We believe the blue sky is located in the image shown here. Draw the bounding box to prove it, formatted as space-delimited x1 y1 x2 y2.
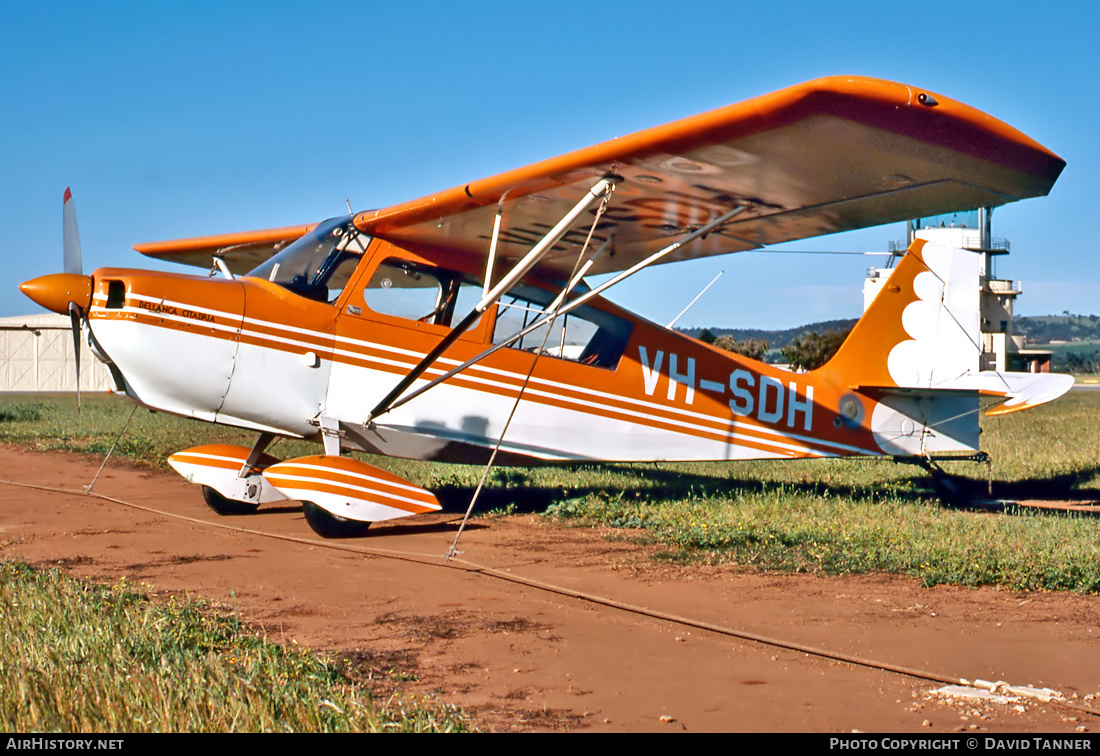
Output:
3 1 1096 329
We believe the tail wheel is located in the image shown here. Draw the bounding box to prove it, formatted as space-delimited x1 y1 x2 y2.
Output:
201 486 260 516
301 501 371 538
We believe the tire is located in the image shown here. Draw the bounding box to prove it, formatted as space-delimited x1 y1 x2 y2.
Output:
201 485 260 516
301 501 371 538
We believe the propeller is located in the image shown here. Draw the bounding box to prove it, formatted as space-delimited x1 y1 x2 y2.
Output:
63 188 83 410
19 188 93 410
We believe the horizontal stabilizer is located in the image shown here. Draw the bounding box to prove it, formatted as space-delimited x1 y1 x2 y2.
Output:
853 372 1072 455
857 373 1073 414
167 444 288 504
261 455 442 523
966 372 1075 415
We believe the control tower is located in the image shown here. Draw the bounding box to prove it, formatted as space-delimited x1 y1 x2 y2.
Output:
864 208 1052 373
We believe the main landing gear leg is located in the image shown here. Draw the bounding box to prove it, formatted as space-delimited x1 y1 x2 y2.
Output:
198 432 278 516
902 453 992 507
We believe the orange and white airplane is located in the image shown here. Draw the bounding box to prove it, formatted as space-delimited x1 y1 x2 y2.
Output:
21 76 1072 538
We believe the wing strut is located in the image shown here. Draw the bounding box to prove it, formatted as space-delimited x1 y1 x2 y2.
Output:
482 189 513 300
473 175 621 311
371 202 750 421
667 270 724 328
446 190 617 560
366 175 621 424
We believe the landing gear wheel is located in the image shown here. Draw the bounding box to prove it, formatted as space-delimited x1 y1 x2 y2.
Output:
201 486 260 516
301 501 371 538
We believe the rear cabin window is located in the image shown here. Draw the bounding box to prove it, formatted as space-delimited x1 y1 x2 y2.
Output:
362 260 632 368
492 284 632 369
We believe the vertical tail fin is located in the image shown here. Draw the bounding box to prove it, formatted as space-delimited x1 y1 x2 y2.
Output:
819 240 1072 455
823 239 983 390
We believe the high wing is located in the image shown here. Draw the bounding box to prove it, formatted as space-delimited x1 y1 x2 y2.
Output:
134 222 318 274
135 76 1064 277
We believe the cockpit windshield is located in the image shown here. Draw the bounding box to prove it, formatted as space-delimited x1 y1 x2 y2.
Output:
245 216 371 303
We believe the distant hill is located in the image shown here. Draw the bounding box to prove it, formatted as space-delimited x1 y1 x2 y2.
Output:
678 319 858 352
1014 315 1100 344
679 314 1100 369
681 315 1100 349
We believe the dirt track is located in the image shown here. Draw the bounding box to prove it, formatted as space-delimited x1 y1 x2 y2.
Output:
2 446 1098 733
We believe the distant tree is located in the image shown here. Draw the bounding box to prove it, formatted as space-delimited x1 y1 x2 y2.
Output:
697 328 717 345
713 335 769 361
1065 350 1100 374
781 328 851 371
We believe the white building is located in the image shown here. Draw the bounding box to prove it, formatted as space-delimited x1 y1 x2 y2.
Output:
0 313 115 393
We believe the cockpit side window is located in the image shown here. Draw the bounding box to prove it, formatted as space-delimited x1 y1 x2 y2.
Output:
362 257 484 328
366 261 446 322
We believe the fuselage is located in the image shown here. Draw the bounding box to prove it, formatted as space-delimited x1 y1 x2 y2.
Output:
78 234 900 466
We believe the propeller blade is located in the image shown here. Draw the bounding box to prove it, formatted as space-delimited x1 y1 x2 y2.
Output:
69 302 83 411
63 188 84 409
63 187 82 276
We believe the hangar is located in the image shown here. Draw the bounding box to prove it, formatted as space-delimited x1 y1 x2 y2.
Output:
0 313 113 393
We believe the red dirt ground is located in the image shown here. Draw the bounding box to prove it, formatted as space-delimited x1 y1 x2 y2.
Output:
2 446 1098 733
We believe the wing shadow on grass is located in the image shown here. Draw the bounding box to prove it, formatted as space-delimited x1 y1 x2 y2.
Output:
428 461 1100 518
428 464 890 513
987 467 1100 502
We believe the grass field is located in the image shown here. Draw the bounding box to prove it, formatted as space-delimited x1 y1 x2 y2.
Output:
0 561 471 733
2 390 1098 731
1 390 1099 595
